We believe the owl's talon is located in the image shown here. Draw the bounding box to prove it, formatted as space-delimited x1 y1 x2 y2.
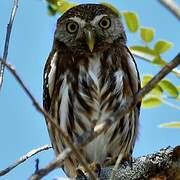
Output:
121 155 133 169
103 157 116 167
129 156 133 169
76 168 87 180
88 162 101 177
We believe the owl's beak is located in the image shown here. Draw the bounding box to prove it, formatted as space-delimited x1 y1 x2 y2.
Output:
84 29 95 52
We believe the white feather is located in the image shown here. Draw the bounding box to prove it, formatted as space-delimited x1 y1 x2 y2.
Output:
90 14 107 26
69 16 86 27
114 70 123 93
128 56 139 91
59 76 69 131
88 53 101 88
48 51 58 97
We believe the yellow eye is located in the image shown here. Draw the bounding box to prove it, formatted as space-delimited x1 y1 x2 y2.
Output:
99 17 111 29
66 22 78 33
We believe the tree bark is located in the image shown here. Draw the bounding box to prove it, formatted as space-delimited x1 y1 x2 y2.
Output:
76 146 180 180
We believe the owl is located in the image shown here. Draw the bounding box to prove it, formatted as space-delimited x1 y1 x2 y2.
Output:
43 3 141 178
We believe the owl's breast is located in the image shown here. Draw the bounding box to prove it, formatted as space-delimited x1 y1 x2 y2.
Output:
71 53 126 162
76 53 124 124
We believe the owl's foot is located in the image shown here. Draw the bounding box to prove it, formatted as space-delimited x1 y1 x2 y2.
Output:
122 155 133 168
103 154 133 168
75 168 87 180
76 162 101 179
103 157 116 167
88 161 101 177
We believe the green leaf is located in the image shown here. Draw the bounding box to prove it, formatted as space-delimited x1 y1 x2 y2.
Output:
56 1 76 13
48 5 57 15
47 0 58 4
130 46 156 56
47 0 76 14
123 12 139 32
152 56 167 66
142 96 162 108
140 27 155 43
101 3 121 17
177 87 180 101
141 74 153 86
151 86 163 96
130 45 156 58
142 75 163 96
154 40 173 54
159 122 180 128
159 79 179 98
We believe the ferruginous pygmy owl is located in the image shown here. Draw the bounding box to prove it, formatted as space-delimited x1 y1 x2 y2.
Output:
43 3 141 178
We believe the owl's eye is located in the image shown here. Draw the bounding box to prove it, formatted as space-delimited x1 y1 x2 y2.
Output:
99 17 111 29
66 22 78 33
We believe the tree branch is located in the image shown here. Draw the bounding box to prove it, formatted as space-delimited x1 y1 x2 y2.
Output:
89 146 180 179
0 145 52 176
159 0 180 20
29 54 180 179
0 0 19 90
0 58 96 180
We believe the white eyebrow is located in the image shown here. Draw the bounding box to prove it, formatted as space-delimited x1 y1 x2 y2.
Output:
69 16 86 27
90 14 107 26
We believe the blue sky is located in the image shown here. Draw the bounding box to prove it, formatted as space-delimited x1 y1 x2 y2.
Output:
0 0 179 179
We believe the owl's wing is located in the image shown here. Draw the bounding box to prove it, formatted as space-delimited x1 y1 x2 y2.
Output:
127 47 141 94
43 49 58 112
119 46 141 158
122 46 141 111
43 48 64 154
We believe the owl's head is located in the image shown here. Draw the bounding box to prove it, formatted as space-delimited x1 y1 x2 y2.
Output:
55 4 126 56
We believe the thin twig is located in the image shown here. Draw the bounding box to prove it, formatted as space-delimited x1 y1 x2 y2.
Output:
30 54 180 179
0 0 19 90
144 94 180 110
0 59 96 180
35 159 40 173
162 98 180 110
0 145 52 176
131 50 180 78
159 0 180 19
